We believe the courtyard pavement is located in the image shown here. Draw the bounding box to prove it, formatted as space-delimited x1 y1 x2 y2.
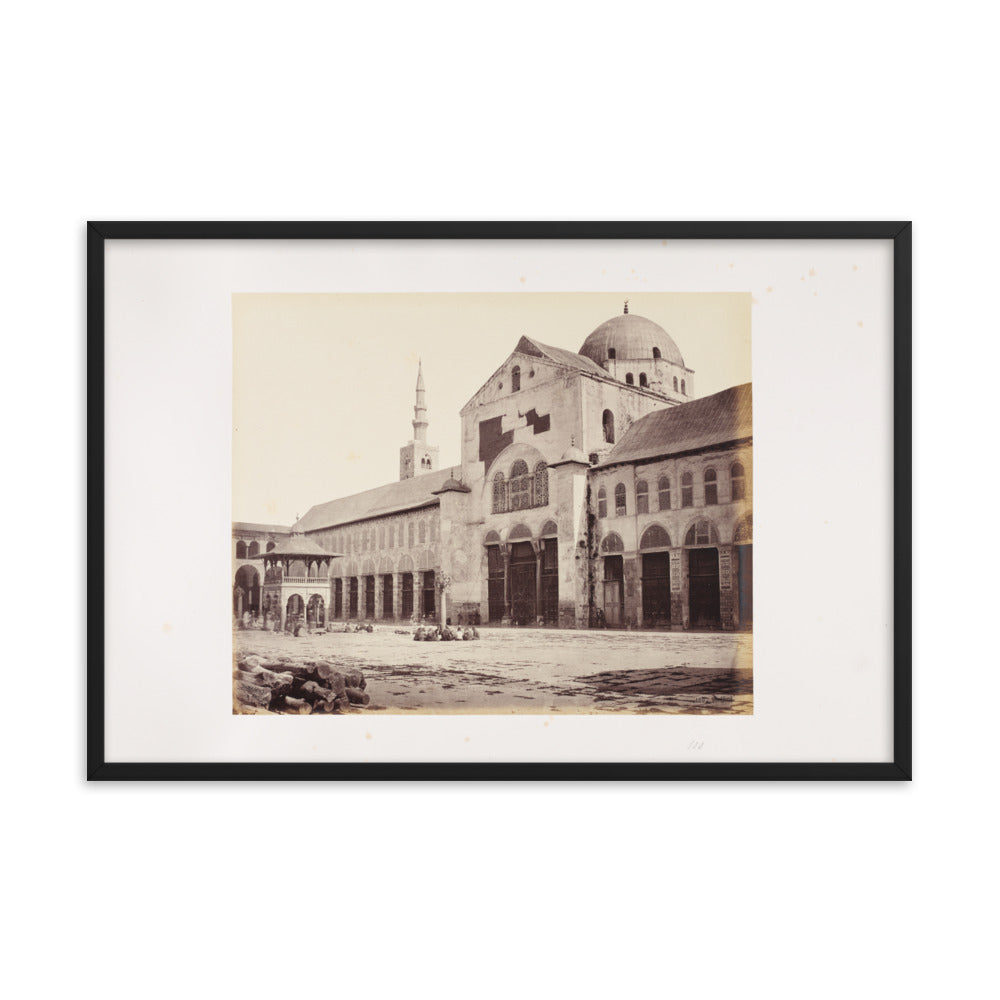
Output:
234 626 753 715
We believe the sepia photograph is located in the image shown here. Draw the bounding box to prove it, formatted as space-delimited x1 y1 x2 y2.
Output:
232 291 753 716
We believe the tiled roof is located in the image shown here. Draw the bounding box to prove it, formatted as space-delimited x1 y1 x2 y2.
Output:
232 521 292 535
294 466 460 532
265 533 338 557
600 383 752 467
515 336 609 377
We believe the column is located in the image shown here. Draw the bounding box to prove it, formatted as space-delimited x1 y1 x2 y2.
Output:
534 541 542 625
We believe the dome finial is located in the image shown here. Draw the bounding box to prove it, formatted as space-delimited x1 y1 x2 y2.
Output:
623 299 629 314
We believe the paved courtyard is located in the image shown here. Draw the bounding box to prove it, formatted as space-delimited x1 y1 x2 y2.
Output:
234 626 753 715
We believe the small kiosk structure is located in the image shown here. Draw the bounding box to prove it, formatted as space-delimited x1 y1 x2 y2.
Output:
261 532 340 631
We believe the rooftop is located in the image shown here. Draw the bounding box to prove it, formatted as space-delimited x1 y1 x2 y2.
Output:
294 465 461 532
600 383 753 467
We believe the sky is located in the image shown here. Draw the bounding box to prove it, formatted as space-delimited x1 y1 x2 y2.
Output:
233 293 751 526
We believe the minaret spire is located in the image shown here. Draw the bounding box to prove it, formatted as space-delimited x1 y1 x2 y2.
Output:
413 358 428 443
399 359 438 480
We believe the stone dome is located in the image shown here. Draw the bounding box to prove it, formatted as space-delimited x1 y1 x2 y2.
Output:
579 310 685 367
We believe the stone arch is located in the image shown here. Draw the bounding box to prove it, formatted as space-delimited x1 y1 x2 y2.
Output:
639 524 672 550
361 557 376 575
508 523 533 542
684 517 721 547
397 553 415 572
484 529 502 545
378 555 393 574
539 519 558 537
235 540 248 559
417 549 435 571
307 593 326 626
600 532 624 553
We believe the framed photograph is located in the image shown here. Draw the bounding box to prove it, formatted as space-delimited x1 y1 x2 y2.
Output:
89 222 911 780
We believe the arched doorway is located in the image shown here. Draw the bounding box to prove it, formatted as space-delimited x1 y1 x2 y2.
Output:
307 594 325 628
639 524 672 626
685 519 721 628
286 593 305 629
600 533 624 626
234 566 261 617
509 541 536 625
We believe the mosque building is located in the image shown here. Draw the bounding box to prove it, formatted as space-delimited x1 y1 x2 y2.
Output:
232 304 752 631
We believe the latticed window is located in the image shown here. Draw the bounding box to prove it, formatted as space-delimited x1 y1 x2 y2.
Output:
685 520 717 546
704 468 718 505
597 486 607 519
615 483 627 517
731 462 746 501
492 472 506 513
636 480 649 514
681 472 693 507
534 462 549 507
510 460 532 511
658 476 670 511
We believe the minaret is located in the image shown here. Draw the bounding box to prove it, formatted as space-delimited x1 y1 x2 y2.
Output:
399 360 439 480
413 359 428 444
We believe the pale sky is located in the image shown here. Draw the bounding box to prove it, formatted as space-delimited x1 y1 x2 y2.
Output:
233 293 751 525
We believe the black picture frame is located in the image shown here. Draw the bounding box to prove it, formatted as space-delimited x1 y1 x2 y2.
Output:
87 221 912 781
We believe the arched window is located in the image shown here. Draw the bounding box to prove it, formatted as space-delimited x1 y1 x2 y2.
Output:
597 486 608 519
731 462 746 501
681 379 686 395
248 540 260 557
534 462 549 507
602 409 615 443
236 540 247 559
418 521 427 544
608 348 616 360
704 468 718 505
639 372 648 388
266 541 276 552
510 460 531 511
639 524 672 549
636 480 649 514
625 372 634 385
614 483 627 517
673 376 678 391
685 520 719 546
408 522 415 547
658 476 670 510
652 347 661 359
681 472 693 507
492 471 507 513
511 366 521 392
